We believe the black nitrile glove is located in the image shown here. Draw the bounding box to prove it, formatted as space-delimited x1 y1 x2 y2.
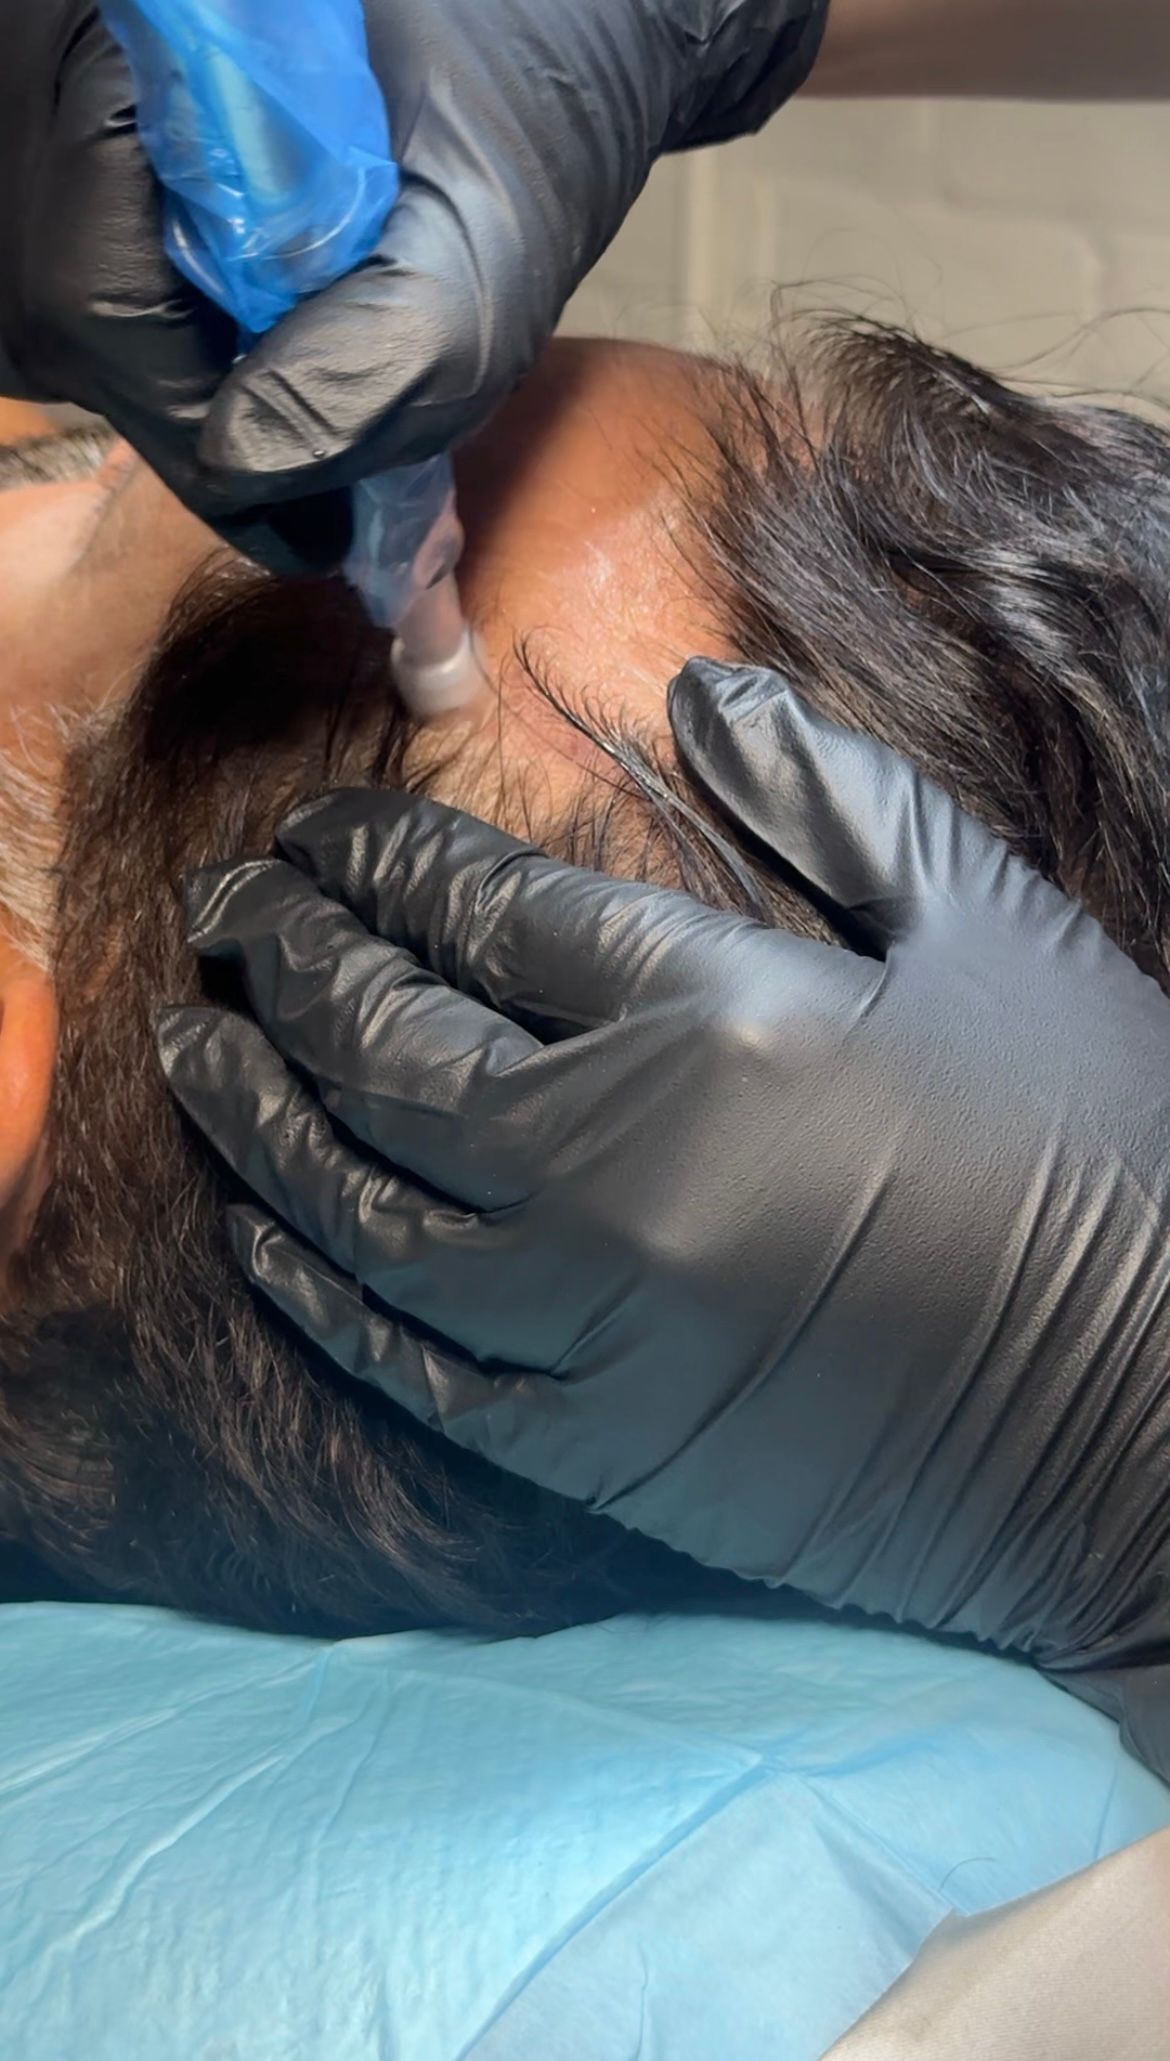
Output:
1 0 826 567
159 662 1170 1777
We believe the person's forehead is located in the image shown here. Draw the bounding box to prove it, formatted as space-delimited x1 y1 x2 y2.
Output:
0 338 724 760
0 413 225 731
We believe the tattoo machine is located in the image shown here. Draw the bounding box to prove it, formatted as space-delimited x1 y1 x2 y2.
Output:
100 0 488 719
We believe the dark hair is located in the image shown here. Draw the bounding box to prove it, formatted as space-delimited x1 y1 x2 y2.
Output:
686 319 1170 972
2 318 1170 1637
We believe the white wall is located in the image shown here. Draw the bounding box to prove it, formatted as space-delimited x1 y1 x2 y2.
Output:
563 99 1170 410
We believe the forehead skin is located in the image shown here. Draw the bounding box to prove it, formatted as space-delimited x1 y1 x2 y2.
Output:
457 339 732 724
0 341 734 816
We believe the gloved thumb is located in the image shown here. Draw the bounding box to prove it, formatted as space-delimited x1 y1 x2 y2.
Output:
669 659 1012 954
199 157 542 497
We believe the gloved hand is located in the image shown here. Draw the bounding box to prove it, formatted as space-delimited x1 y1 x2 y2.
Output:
159 661 1170 1773
1 0 826 566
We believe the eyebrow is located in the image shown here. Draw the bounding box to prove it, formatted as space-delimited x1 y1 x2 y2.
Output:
0 425 119 492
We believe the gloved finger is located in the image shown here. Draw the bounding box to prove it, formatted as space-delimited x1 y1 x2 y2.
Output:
231 1203 601 1498
198 162 534 495
26 15 234 502
158 1006 532 1341
276 789 758 1032
178 859 541 1200
669 659 1014 953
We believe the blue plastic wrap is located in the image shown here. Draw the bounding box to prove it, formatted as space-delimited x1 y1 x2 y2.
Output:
102 0 456 625
101 0 396 335
2 1598 1167 2060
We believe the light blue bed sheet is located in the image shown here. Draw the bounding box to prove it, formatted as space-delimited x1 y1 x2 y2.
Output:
2 1598 1167 2060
